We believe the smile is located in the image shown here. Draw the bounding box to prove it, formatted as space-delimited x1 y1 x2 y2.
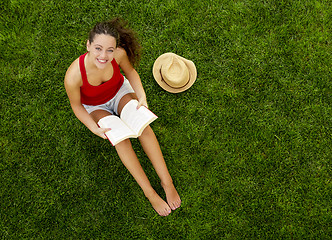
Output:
97 59 108 64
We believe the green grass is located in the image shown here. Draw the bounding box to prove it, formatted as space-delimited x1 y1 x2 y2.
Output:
1 0 331 239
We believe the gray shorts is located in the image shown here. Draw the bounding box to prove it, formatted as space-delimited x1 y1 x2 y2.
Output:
82 78 135 115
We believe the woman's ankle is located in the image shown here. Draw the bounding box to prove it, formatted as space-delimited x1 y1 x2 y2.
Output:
161 180 174 188
142 187 158 198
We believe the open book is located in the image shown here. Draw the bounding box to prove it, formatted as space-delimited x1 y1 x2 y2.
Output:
98 100 158 146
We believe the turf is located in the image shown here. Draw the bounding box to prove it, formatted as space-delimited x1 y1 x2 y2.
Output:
0 0 331 239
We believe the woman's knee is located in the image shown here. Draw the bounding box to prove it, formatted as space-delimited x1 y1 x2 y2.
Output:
118 93 137 115
90 109 112 123
139 125 155 139
115 138 132 150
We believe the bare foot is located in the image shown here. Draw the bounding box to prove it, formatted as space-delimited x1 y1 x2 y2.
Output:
162 182 181 210
145 190 171 216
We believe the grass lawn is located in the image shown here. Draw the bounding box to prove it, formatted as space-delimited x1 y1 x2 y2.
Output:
1 0 331 239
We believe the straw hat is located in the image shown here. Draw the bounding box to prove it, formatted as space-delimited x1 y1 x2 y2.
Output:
152 53 197 93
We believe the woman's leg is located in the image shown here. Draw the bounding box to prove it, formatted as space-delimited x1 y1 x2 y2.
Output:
114 139 171 216
138 126 181 210
92 96 171 216
118 94 181 210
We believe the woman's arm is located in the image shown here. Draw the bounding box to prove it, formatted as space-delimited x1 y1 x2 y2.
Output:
64 62 109 139
115 48 148 108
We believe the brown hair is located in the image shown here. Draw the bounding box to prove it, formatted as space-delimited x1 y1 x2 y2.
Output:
88 17 141 67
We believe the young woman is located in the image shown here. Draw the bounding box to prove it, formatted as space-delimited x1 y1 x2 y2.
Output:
64 18 181 216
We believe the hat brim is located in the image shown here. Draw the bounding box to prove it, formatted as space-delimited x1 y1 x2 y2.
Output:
153 53 197 93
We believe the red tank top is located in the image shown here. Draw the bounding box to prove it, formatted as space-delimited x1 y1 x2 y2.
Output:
79 52 124 105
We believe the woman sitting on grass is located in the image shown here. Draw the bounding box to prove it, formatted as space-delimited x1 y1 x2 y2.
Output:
64 18 181 216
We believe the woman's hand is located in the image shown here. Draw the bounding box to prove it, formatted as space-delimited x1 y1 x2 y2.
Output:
92 127 111 139
137 97 148 109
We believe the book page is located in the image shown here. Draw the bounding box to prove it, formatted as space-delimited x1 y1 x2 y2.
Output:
98 115 136 146
120 100 158 136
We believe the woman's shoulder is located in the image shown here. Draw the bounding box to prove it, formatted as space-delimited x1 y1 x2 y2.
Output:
64 57 82 87
114 47 128 64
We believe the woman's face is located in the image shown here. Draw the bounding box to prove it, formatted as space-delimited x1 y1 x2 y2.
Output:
87 34 117 69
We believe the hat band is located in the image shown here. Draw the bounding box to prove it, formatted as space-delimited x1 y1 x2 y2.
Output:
160 69 190 89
